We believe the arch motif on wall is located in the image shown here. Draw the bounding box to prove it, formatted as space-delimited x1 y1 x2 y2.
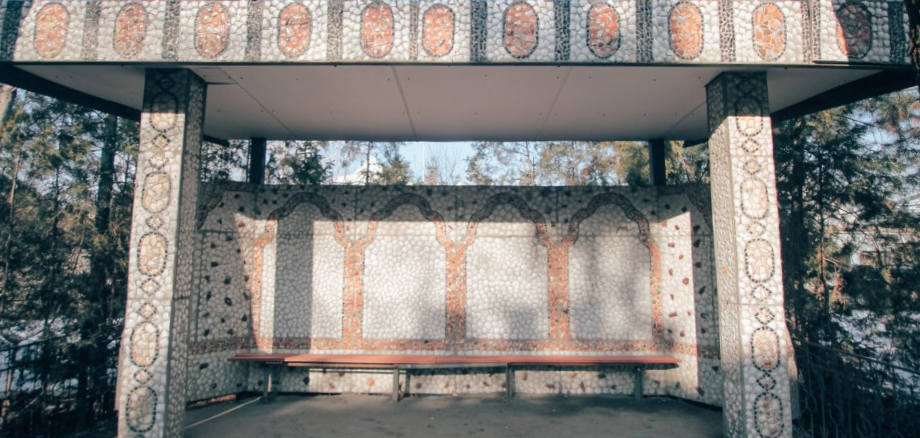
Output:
236 188 672 351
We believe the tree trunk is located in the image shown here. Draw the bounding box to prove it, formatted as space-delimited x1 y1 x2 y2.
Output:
95 115 117 238
0 85 14 125
0 88 22 319
77 115 118 429
908 0 920 99
0 84 16 435
778 120 809 336
365 142 371 185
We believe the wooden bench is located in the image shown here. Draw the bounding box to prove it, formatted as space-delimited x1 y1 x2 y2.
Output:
230 353 680 401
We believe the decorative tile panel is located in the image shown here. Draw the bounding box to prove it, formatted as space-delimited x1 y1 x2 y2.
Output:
0 0 910 65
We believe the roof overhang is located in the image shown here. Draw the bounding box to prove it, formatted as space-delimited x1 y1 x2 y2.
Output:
4 63 912 142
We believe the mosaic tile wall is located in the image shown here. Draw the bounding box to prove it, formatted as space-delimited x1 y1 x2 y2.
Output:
707 72 794 438
0 0 909 65
186 184 723 406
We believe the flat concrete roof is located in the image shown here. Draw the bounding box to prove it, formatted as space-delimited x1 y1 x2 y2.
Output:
13 63 887 142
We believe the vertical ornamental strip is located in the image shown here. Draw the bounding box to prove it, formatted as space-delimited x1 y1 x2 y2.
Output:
117 69 207 438
706 72 793 438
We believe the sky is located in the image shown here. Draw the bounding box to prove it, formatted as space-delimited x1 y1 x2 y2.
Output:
329 141 476 183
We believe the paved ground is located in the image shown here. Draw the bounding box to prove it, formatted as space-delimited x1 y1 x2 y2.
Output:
184 393 722 438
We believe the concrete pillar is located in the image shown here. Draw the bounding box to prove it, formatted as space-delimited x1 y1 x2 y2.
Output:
248 137 266 185
648 139 667 186
117 69 207 438
706 72 793 438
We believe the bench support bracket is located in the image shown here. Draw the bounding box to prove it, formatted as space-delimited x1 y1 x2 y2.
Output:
392 368 400 401
633 366 645 400
506 366 514 400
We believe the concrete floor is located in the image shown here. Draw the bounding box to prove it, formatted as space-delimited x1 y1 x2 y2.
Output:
183 394 723 438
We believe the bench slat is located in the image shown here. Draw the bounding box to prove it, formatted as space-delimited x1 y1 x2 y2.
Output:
229 353 679 367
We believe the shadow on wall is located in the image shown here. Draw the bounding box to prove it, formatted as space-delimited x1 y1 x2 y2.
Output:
187 183 721 404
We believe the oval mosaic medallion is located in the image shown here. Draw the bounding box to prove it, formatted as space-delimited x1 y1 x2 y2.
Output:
195 3 230 58
138 232 168 276
34 2 69 59
752 3 785 60
744 238 774 283
503 2 539 58
114 3 147 58
149 93 178 132
278 3 312 58
126 386 157 432
668 3 703 60
130 321 159 367
740 178 769 219
361 2 394 58
734 97 764 137
587 2 620 59
422 4 455 57
752 328 780 371
836 3 871 59
754 392 784 438
142 172 171 213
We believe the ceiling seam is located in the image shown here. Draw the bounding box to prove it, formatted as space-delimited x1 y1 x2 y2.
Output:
536 66 572 137
215 66 297 138
390 66 419 141
663 100 706 139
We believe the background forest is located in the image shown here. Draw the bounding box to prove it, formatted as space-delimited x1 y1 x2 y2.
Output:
0 82 919 437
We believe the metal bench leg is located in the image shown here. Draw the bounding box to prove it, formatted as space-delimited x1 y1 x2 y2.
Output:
506 366 514 400
262 365 273 403
404 371 411 399
392 368 400 401
633 366 644 400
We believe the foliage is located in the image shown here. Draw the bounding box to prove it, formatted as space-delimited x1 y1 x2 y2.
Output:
421 146 464 185
336 141 412 185
200 139 247 182
465 140 708 186
0 88 137 437
266 140 330 185
774 89 920 373
770 88 920 437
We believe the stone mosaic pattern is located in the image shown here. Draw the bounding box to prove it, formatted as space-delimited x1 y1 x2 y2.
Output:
487 0 556 61
733 1 805 63
260 1 327 61
814 0 908 63
0 0 909 65
116 69 206 438
570 0 637 62
706 72 793 438
186 184 722 407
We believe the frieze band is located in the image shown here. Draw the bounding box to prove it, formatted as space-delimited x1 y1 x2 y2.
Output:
2 0 909 65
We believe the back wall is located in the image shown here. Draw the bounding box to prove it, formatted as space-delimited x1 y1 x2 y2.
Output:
186 183 722 405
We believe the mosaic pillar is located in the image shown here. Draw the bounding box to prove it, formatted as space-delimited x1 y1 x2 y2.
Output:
117 69 207 438
706 72 793 438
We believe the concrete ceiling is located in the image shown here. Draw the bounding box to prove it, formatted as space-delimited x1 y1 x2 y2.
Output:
17 64 880 142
